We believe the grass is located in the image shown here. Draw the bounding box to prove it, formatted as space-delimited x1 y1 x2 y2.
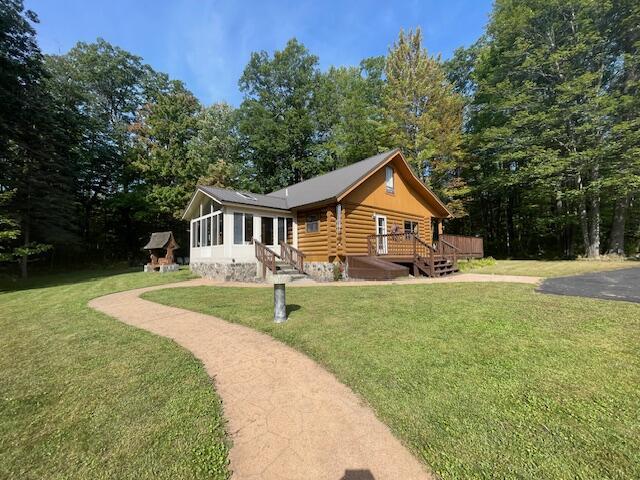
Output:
0 268 230 480
458 258 639 277
145 282 640 480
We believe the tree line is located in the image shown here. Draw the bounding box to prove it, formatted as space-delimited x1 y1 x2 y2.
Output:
1 0 638 277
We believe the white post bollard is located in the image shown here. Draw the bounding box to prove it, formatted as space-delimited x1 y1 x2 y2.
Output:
270 274 291 323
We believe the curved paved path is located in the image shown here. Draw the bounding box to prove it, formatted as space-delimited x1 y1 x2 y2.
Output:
538 267 640 303
90 279 432 480
89 274 539 479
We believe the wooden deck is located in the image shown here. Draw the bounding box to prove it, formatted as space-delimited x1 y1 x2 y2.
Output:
361 233 464 279
441 234 484 259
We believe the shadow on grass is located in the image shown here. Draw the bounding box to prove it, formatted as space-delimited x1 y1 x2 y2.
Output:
286 304 302 316
0 267 141 293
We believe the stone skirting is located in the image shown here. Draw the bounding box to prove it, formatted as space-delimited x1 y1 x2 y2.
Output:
304 262 337 282
190 261 258 283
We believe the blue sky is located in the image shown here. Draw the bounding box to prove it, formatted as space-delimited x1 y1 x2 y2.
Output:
27 0 492 106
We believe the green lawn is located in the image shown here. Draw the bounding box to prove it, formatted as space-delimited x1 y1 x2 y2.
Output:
145 283 640 480
459 259 639 277
0 269 229 480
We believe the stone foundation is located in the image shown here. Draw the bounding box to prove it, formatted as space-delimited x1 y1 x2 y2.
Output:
304 262 337 282
144 263 179 273
190 261 258 282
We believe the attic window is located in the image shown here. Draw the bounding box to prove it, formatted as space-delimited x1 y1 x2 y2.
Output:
236 192 257 201
386 166 394 193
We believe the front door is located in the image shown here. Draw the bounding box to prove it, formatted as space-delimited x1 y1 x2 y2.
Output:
375 215 387 254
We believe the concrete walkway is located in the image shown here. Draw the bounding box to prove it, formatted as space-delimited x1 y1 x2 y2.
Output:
89 273 539 479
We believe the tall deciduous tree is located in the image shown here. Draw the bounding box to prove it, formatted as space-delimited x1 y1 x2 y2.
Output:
603 0 640 255
322 57 388 166
384 28 466 216
237 39 329 191
187 102 244 189
45 39 172 261
448 0 640 258
131 81 202 218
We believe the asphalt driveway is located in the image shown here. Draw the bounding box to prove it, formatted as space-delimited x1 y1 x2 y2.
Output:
537 267 640 303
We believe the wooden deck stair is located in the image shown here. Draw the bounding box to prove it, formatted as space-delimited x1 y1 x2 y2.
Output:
358 233 461 280
414 254 459 277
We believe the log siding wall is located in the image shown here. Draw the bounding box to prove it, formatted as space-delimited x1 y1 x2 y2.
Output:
342 203 431 256
297 206 331 261
296 157 442 261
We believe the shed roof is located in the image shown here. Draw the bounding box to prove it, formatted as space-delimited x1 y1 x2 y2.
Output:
198 186 289 210
143 231 177 250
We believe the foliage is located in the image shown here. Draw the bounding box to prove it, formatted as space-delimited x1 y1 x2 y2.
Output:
0 0 76 277
237 39 331 191
456 256 496 272
449 0 640 258
131 81 202 218
384 28 467 216
322 57 388 166
2 0 639 267
147 283 640 479
0 190 20 261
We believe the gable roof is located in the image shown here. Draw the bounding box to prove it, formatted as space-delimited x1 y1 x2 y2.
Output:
143 231 178 250
184 148 452 218
267 149 399 208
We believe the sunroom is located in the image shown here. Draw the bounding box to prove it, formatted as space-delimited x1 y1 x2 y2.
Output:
185 187 296 265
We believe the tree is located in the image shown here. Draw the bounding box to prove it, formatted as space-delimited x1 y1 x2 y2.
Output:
131 81 202 219
384 28 466 216
187 102 243 188
237 39 329 191
1 0 76 276
322 57 388 166
603 0 640 255
46 40 160 245
462 0 635 258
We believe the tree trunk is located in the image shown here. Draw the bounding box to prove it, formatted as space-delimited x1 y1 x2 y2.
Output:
607 195 628 255
20 221 30 279
579 195 590 255
586 190 600 258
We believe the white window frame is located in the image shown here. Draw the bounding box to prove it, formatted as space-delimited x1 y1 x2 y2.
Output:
374 214 388 254
193 214 220 246
233 212 254 245
385 166 394 193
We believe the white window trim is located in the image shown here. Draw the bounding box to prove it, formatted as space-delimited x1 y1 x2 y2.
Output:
385 166 394 193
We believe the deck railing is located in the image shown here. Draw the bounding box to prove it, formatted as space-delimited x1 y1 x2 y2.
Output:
254 239 279 277
280 241 305 274
367 232 432 257
367 232 462 274
440 234 483 259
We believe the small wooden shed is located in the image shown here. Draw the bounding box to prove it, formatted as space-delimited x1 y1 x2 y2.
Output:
143 231 179 271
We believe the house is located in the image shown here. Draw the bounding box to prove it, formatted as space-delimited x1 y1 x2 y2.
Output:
183 148 480 281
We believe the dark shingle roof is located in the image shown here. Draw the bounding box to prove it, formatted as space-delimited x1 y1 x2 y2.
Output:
194 148 450 217
198 186 289 210
268 149 399 208
143 231 177 250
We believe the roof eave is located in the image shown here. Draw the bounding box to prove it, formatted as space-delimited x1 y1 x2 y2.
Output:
181 187 223 220
335 149 453 218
